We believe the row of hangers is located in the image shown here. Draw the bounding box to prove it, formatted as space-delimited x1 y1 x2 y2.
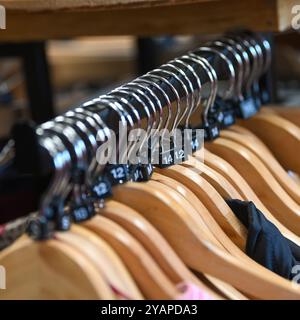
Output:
1 31 300 300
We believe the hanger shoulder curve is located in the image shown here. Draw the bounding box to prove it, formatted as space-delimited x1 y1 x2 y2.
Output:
239 113 300 174
83 215 178 299
206 138 300 236
151 171 246 256
55 228 143 300
70 224 143 299
155 165 247 250
100 200 190 283
150 173 249 300
100 199 223 299
200 149 300 246
182 157 243 199
0 236 114 299
221 128 300 204
262 106 300 128
111 182 300 299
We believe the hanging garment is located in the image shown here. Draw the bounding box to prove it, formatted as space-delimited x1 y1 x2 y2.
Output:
226 199 300 283
176 282 213 300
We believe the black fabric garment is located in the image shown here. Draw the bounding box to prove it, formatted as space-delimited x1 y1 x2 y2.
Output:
226 199 300 283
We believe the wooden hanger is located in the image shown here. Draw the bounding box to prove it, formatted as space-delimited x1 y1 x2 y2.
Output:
181 156 243 199
238 112 300 174
195 148 300 246
229 124 258 135
99 200 199 284
136 178 300 294
261 106 300 128
151 174 230 247
111 182 300 299
227 124 278 158
151 172 244 254
71 224 143 299
0 235 114 299
128 176 248 299
154 165 247 250
258 108 300 185
229 124 271 150
99 199 224 300
82 215 179 299
55 226 143 299
151 172 248 300
221 127 300 204
206 138 300 235
231 120 300 186
151 170 286 268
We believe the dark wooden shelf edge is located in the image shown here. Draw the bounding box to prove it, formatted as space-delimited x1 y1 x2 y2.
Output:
0 0 297 41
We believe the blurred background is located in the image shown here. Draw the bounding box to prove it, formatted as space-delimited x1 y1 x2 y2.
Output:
0 32 299 140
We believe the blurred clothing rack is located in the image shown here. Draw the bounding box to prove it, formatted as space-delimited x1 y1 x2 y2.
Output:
0 0 295 230
0 31 273 229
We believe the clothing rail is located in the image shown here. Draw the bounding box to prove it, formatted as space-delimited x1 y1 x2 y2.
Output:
0 31 273 239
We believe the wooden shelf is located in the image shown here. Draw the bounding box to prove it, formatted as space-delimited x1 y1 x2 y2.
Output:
0 0 298 41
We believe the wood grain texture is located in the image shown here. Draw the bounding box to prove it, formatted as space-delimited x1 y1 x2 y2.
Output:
0 1 220 11
0 0 297 41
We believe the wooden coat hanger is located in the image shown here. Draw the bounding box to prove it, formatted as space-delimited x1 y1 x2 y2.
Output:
70 225 143 299
151 172 248 300
154 165 247 250
229 124 265 138
150 175 229 247
181 156 243 199
256 109 300 185
151 170 298 277
55 226 143 299
99 199 224 300
221 127 300 204
113 178 247 300
0 235 114 299
238 112 300 175
196 148 300 246
261 106 300 129
151 172 244 254
229 124 280 155
119 178 300 300
206 138 300 235
82 215 179 299
111 182 300 299
146 177 250 299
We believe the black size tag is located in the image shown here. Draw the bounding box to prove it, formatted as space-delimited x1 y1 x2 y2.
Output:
207 98 236 129
222 110 236 127
105 164 129 185
30 198 71 237
208 102 224 125
56 214 72 231
157 143 186 168
140 164 153 181
235 96 258 119
53 200 71 231
185 128 203 153
130 163 153 182
91 175 112 199
128 164 140 182
27 216 56 240
203 123 220 141
71 200 95 223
